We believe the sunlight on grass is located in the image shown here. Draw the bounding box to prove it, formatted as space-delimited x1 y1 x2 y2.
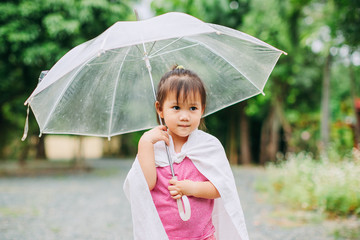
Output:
257 149 360 238
260 150 360 216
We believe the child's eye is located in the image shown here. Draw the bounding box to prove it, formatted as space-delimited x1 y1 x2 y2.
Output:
190 107 197 111
172 106 180 110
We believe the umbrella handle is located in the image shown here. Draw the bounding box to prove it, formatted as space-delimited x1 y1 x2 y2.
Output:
172 176 191 221
177 195 191 221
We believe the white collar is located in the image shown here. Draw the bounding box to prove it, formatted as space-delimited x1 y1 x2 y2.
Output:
154 129 199 167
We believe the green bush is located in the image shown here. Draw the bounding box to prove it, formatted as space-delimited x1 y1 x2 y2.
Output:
262 150 360 216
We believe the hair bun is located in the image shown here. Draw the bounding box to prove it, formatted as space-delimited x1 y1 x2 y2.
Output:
171 64 185 71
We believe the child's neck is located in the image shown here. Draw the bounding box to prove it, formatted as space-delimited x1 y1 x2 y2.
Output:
169 133 189 153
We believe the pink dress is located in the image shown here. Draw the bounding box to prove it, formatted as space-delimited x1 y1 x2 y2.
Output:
151 157 215 240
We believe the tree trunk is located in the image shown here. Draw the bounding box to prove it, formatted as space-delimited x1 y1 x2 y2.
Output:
35 136 47 160
103 135 122 157
18 142 30 167
75 136 85 169
269 109 280 162
320 53 332 155
260 105 281 164
274 98 292 152
239 102 252 165
228 111 238 165
117 135 123 156
260 109 272 165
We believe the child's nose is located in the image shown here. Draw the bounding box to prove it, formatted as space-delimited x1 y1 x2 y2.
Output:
179 111 190 121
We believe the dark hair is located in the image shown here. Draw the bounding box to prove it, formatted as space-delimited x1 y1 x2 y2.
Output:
156 65 207 124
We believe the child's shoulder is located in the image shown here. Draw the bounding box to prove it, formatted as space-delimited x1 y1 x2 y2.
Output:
191 130 227 158
193 129 222 146
195 129 215 139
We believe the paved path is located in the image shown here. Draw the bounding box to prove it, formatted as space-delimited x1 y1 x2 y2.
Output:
0 159 333 240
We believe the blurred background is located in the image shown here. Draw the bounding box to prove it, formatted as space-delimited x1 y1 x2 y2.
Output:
0 0 359 165
0 0 359 239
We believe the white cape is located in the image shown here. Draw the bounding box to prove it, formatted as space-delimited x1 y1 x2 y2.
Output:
123 129 249 240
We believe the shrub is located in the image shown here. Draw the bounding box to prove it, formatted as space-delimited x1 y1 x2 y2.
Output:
262 150 360 216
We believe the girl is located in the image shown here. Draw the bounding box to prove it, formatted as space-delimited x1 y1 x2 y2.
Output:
124 66 249 240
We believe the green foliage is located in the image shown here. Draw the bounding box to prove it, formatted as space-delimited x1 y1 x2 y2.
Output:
287 112 320 153
333 0 360 47
150 0 359 163
261 151 360 216
242 0 321 109
152 0 250 27
0 0 134 157
1 0 358 161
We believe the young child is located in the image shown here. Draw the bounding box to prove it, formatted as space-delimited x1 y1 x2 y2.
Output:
124 66 249 240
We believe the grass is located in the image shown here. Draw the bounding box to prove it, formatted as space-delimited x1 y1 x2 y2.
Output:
259 150 360 216
256 149 360 239
333 226 360 240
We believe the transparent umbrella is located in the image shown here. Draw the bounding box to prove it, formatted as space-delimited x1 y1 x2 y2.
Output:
22 12 286 221
23 12 285 140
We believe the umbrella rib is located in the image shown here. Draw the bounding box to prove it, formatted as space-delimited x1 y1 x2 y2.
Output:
148 37 183 57
191 39 265 95
148 41 157 55
134 44 143 55
87 57 142 66
40 55 99 134
107 47 131 139
149 43 200 59
40 124 157 138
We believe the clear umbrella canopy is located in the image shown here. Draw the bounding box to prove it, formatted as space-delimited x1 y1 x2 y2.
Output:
24 12 285 139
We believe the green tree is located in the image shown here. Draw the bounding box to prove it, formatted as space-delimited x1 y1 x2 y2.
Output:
0 0 134 160
300 0 360 154
245 0 360 159
333 0 360 149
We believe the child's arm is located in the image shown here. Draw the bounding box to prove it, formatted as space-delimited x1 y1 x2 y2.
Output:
168 179 220 199
138 125 169 190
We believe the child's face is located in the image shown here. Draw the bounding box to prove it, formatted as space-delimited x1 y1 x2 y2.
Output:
157 91 204 140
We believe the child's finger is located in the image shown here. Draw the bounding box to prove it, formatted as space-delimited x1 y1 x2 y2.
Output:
171 194 182 200
158 125 167 131
156 128 168 144
168 185 179 193
162 132 170 145
169 190 178 196
169 189 182 198
169 178 177 185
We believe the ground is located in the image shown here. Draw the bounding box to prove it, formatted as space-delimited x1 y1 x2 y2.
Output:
0 159 345 239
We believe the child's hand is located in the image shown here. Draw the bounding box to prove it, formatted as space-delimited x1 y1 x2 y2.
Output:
140 125 169 146
168 179 196 199
169 179 221 200
138 125 169 190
